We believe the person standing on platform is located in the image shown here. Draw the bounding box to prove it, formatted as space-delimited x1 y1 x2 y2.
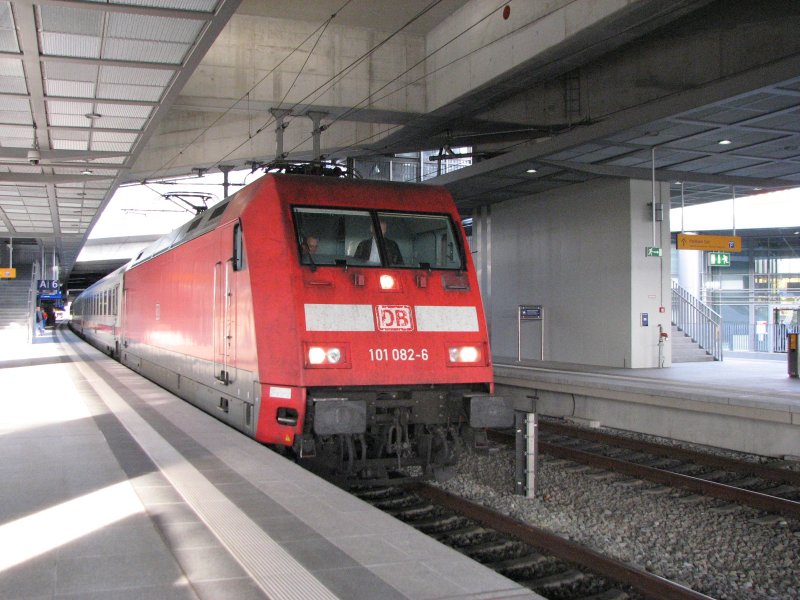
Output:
35 306 45 336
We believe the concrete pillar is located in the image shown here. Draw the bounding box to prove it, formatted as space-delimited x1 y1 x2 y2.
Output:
677 249 702 299
629 179 672 368
487 177 671 368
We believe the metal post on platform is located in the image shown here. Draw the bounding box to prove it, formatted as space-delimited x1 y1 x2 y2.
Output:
514 411 525 495
514 411 538 497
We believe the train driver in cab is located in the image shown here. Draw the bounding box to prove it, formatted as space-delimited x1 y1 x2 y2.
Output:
299 234 320 264
354 219 403 265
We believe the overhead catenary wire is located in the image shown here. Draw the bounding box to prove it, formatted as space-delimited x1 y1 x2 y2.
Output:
294 1 696 165
208 0 447 170
289 0 510 158
145 0 354 182
153 0 575 182
292 0 587 163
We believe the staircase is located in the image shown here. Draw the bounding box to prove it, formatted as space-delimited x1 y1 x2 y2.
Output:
0 264 34 340
671 281 722 362
671 325 715 362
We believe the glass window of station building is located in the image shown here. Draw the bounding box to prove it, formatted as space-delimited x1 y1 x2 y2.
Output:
353 147 472 183
672 188 800 356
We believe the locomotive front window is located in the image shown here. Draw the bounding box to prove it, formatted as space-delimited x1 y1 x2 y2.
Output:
292 207 464 270
376 212 464 270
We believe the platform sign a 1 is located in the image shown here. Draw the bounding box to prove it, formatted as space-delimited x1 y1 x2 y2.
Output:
0 267 15 278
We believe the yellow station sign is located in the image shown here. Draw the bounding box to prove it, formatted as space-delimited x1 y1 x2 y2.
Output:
0 267 16 278
677 233 742 253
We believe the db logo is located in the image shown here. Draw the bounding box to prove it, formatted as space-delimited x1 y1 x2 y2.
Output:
375 305 414 331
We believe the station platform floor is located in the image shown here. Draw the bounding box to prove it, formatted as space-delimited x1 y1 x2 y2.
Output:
492 353 800 459
0 327 538 600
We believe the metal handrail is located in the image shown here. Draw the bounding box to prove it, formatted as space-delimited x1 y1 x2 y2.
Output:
671 280 723 361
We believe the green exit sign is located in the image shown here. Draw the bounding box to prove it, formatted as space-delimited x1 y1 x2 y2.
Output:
646 246 662 257
709 252 731 267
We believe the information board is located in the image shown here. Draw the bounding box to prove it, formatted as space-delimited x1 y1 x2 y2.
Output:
519 305 543 320
677 233 741 252
37 279 59 293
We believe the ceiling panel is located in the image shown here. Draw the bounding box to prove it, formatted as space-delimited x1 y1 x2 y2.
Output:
112 0 221 11
0 0 240 281
45 79 96 97
107 13 203 42
104 38 191 63
40 32 102 58
0 1 19 52
101 65 175 86
95 103 153 118
0 57 27 93
97 84 163 102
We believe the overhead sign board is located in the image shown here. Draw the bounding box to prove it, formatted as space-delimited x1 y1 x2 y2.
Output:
677 233 741 252
709 252 731 267
0 267 15 278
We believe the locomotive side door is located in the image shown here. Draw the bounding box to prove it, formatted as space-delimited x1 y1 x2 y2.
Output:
213 225 239 385
213 260 226 383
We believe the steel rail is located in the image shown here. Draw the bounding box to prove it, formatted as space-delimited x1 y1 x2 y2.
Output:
540 441 800 520
413 483 716 600
540 421 800 486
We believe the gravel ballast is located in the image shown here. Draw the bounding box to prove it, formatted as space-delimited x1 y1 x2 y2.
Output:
435 437 800 600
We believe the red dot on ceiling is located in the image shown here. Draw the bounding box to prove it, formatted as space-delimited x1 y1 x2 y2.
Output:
502 5 510 19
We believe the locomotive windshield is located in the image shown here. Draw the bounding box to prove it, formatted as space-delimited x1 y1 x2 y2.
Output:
293 207 465 270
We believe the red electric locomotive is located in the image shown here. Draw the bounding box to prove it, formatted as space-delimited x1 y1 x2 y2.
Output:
72 173 511 477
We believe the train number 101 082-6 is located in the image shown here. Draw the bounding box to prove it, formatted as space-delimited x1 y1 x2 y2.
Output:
368 348 429 362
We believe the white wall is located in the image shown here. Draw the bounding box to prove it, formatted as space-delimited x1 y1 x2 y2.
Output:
486 177 671 368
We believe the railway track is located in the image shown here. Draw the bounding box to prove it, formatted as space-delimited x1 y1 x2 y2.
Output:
499 421 800 520
353 482 716 600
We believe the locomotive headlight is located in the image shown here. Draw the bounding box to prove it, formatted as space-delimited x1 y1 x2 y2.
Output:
326 347 342 364
308 346 327 364
448 345 482 364
305 343 349 368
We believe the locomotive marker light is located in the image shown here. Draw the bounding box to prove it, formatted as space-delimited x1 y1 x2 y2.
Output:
379 274 398 290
